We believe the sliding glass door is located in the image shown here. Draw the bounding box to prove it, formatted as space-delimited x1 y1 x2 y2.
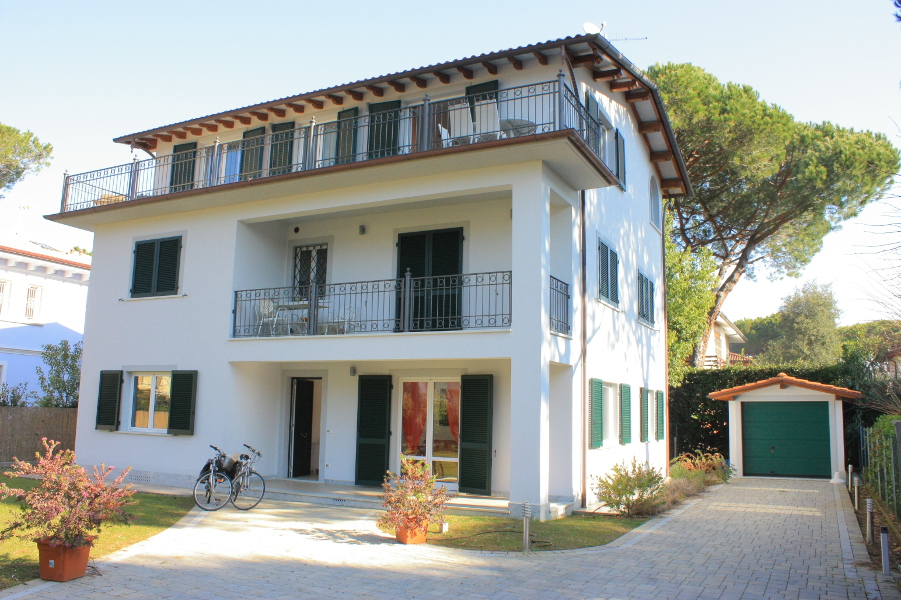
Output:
400 379 460 490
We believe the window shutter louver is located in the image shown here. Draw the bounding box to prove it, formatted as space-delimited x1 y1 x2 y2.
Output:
615 129 626 185
336 107 359 164
656 390 665 441
589 378 604 449
169 142 197 192
640 388 649 443
599 241 609 300
610 251 619 304
167 370 198 435
459 374 493 494
131 241 156 296
155 238 181 295
367 101 401 159
269 121 295 175
95 370 123 431
355 375 392 486
648 280 655 324
619 384 631 445
430 229 463 277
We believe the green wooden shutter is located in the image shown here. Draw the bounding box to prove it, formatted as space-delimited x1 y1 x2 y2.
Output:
336 108 359 164
610 250 619 304
95 370 123 431
599 241 609 300
640 388 649 443
131 241 156 297
355 375 392 486
167 370 198 435
397 232 428 278
430 229 463 276
648 280 655 324
155 237 181 296
656 390 665 441
240 127 266 179
269 121 295 175
619 384 631 445
585 93 602 155
589 378 604 449
615 129 626 184
459 374 493 494
367 101 401 159
169 142 197 192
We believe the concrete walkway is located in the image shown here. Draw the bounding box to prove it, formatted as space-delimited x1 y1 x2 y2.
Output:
2 478 898 600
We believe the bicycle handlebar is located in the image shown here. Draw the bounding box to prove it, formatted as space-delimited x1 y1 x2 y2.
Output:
210 445 225 455
243 443 261 457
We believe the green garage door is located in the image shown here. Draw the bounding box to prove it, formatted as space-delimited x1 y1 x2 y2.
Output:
742 401 831 478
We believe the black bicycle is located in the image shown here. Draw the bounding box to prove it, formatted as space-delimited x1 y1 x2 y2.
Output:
193 444 265 511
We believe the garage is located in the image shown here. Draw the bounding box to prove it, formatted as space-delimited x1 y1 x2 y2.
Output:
708 373 861 482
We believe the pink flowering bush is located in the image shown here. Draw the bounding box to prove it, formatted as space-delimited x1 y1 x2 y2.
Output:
378 455 453 532
0 438 135 547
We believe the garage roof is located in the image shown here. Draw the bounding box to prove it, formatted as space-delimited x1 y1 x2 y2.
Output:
708 373 862 401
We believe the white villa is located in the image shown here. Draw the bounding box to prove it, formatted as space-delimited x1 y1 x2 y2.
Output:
51 34 691 520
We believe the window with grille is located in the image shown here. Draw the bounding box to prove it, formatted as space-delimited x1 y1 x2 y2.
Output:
293 244 328 290
25 285 42 320
598 239 619 305
0 280 8 315
638 272 655 325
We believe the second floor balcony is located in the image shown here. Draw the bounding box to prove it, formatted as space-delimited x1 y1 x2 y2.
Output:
61 79 611 213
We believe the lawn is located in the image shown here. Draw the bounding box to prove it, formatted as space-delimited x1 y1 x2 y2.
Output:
379 513 647 551
0 476 195 590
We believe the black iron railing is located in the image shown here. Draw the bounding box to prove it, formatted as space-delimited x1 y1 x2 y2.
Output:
233 270 512 338
61 76 607 212
549 276 571 335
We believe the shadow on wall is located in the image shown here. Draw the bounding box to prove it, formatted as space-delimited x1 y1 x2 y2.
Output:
0 322 83 390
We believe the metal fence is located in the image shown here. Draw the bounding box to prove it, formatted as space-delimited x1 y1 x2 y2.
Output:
549 276 571 335
860 425 901 520
62 76 607 212
233 270 512 338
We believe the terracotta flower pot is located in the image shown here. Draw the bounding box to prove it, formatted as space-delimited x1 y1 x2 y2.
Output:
395 523 428 544
37 541 91 582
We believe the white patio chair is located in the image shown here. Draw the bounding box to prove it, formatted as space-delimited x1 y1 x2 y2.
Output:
447 102 474 145
438 124 452 148
472 99 505 142
256 298 288 336
339 306 355 334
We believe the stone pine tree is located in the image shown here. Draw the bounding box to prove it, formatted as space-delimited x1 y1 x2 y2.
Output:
0 123 52 199
647 63 901 366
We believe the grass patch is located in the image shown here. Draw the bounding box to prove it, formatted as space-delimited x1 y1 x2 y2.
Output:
0 476 194 590
378 513 647 551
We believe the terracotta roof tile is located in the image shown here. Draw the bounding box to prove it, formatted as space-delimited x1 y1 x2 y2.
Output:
707 372 861 401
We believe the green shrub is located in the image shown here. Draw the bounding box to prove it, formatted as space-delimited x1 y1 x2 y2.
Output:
593 459 664 517
671 450 735 483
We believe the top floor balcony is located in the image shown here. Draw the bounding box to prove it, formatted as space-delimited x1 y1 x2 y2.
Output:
60 78 611 213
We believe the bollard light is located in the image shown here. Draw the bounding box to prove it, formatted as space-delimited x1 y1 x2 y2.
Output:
522 501 532 553
882 526 891 576
854 476 861 512
849 464 854 492
867 499 875 545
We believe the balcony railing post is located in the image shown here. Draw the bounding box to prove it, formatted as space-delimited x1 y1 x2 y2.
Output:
305 118 317 171
60 170 69 212
420 94 431 151
403 268 413 332
308 283 319 336
555 70 566 131
127 156 140 202
209 138 221 187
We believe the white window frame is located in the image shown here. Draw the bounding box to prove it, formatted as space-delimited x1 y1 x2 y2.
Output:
128 372 172 434
603 382 618 447
24 285 42 320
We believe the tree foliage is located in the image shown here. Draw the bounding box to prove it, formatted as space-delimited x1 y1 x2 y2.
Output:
757 282 842 364
35 340 82 408
0 383 38 407
647 63 901 364
734 313 781 356
665 211 718 386
0 123 52 198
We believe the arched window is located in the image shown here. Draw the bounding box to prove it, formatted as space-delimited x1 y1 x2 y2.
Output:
648 176 662 229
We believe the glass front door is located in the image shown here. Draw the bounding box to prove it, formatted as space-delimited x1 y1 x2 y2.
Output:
401 380 460 490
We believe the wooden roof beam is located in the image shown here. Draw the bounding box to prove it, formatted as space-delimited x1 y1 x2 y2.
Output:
387 80 406 93
250 111 269 121
326 94 344 106
570 53 600 67
348 90 364 101
215 119 236 128
410 76 428 89
638 121 663 134
609 79 638 93
650 150 674 162
434 71 451 84
533 51 548 65
456 66 474 80
152 133 172 142
234 115 252 125
593 68 622 82
200 123 218 133
304 99 324 109
481 61 498 75
507 56 523 70
184 127 203 136
661 178 686 192
365 85 385 97
625 89 650 103
167 130 187 140
267 107 287 118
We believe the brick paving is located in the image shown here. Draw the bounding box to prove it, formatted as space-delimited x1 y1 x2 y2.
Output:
1 478 898 600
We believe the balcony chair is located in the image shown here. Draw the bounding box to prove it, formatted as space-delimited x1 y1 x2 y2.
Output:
472 99 506 143
256 298 288 336
447 102 474 146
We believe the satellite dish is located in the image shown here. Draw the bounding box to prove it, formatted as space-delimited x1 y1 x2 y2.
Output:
583 22 604 35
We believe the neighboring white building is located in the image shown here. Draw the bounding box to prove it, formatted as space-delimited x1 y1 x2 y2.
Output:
703 312 749 369
51 34 691 519
0 238 91 393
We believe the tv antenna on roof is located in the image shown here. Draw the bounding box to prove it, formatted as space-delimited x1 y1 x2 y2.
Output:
607 35 648 43
582 22 606 35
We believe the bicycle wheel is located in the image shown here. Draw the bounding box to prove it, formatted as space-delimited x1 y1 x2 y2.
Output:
231 471 265 510
193 472 232 511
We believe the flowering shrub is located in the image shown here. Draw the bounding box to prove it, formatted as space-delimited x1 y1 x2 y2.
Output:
671 450 735 483
378 455 453 532
0 438 135 547
593 459 664 517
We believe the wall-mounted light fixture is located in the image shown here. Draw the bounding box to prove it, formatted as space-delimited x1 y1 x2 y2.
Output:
294 227 300 234
349 366 357 376
359 225 366 235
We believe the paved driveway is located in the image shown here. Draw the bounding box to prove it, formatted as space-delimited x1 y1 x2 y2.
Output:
2 479 898 600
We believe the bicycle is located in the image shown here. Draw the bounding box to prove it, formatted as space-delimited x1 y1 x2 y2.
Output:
193 445 234 511
230 444 266 510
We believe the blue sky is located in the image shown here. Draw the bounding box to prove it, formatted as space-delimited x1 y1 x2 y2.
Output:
1 0 899 325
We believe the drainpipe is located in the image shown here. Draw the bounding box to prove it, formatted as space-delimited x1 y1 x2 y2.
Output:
580 190 589 508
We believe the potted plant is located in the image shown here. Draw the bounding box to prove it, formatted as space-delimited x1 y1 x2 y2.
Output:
378 455 453 544
0 438 135 582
